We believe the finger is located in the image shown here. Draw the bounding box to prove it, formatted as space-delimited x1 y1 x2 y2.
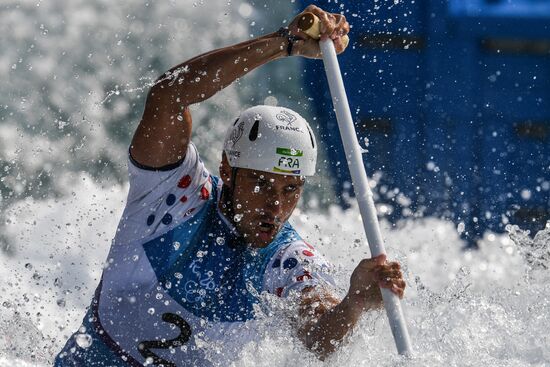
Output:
387 261 401 271
342 18 350 35
320 13 336 39
334 37 346 54
372 263 402 275
331 14 347 39
308 7 336 39
397 279 407 290
391 284 405 299
304 4 320 13
376 268 403 280
376 254 387 265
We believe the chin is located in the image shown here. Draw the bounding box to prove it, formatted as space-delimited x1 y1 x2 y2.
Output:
250 236 272 248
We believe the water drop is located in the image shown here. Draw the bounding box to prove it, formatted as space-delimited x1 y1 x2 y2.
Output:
75 333 93 349
147 308 155 315
234 214 243 222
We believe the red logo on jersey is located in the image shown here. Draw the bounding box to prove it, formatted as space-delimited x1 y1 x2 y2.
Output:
178 175 192 189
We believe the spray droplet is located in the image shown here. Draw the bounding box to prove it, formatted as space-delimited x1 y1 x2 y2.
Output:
253 186 260 193
75 333 93 349
147 308 155 315
216 237 225 245
234 214 243 222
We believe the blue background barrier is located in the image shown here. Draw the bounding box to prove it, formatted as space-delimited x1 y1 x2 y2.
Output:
300 0 550 246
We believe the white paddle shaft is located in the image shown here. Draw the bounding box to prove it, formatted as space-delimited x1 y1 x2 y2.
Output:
318 38 413 356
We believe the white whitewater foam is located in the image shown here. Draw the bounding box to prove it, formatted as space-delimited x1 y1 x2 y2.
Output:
1 174 549 366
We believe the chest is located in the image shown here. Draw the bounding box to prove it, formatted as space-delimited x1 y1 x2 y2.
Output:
142 211 272 322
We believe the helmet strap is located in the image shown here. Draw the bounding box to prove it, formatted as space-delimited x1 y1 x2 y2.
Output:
220 167 239 224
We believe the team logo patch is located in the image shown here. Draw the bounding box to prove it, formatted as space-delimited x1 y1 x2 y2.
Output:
275 110 303 133
276 110 297 126
228 120 245 146
276 147 303 157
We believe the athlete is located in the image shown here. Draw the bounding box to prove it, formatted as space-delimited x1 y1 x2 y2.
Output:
55 5 406 366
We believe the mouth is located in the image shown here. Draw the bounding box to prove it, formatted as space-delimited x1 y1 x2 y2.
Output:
256 218 280 242
258 221 276 233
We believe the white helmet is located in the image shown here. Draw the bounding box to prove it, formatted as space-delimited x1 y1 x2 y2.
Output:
223 105 317 176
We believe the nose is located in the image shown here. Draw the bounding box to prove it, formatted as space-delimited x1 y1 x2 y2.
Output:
264 190 284 218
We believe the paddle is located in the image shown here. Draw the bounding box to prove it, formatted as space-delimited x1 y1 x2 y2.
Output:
298 12 413 356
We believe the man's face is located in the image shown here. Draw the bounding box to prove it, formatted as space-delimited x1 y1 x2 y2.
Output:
228 168 305 248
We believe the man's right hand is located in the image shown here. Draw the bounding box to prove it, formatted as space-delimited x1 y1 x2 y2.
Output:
347 254 406 311
288 5 350 59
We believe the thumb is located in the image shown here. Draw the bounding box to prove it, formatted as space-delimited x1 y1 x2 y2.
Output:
374 253 387 266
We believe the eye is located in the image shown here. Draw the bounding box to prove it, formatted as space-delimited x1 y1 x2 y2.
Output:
285 185 298 193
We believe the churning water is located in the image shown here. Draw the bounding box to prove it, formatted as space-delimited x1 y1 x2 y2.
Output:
1 176 549 366
1 0 549 366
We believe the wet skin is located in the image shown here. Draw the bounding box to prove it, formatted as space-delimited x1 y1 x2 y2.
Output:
219 155 305 248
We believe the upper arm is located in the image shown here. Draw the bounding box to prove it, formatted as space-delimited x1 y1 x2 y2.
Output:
130 85 192 169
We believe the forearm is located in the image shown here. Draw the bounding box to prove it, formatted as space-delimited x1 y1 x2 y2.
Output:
302 293 373 359
150 31 288 106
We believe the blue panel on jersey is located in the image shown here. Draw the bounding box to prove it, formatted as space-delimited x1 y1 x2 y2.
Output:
142 176 302 322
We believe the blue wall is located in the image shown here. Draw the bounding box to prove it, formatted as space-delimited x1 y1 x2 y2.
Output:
300 0 550 245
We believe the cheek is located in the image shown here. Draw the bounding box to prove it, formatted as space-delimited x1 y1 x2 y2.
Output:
283 192 301 210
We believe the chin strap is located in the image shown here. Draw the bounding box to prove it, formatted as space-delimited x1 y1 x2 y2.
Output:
221 167 239 223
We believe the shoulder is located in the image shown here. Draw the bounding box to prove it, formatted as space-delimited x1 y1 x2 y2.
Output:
263 229 336 297
113 143 222 244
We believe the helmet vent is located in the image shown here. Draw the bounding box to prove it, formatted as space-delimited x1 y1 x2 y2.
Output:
233 118 239 126
307 127 315 149
249 120 260 141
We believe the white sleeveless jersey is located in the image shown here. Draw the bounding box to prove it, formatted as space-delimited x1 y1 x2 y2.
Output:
55 143 335 367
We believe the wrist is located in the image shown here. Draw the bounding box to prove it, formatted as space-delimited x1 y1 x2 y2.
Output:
243 31 290 63
344 289 377 314
341 292 368 318
276 27 298 57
